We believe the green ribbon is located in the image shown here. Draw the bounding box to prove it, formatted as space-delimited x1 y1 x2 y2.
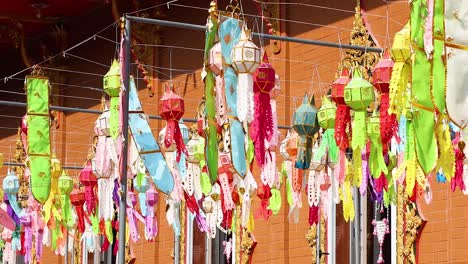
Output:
351 111 367 185
26 77 51 205
204 13 219 184
314 129 338 164
109 97 119 139
61 195 74 229
411 0 437 174
432 0 446 114
268 188 281 215
199 160 212 195
369 123 388 179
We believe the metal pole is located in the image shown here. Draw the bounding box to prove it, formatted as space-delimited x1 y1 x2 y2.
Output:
117 15 131 264
126 16 383 53
0 100 291 129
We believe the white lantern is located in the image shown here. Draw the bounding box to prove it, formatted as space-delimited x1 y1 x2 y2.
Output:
231 28 261 74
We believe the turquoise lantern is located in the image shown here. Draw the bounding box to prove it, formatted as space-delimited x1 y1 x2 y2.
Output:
292 95 319 169
3 170 22 217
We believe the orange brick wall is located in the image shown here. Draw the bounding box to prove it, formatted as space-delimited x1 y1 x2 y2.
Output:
1 1 467 263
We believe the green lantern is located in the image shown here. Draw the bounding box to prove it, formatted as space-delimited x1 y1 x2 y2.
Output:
317 96 337 129
344 69 375 111
103 60 121 138
103 59 121 97
58 170 74 228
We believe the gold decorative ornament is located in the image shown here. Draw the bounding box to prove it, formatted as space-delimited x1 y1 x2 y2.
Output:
306 224 318 263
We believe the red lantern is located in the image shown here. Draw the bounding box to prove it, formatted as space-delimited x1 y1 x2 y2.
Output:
70 188 86 233
331 68 351 150
79 161 97 214
159 83 186 161
372 51 394 93
251 53 276 166
372 51 396 146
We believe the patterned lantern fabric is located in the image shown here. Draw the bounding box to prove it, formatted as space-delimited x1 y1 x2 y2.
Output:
331 68 351 150
26 75 51 204
293 95 319 169
159 83 186 162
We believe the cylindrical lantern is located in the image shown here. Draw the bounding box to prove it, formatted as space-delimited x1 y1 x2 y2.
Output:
232 27 261 123
293 95 319 169
159 83 186 161
372 51 394 93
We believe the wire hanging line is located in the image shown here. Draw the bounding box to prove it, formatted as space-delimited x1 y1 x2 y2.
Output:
126 15 383 53
3 21 119 82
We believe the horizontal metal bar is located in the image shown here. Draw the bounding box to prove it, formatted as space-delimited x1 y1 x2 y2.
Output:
0 100 292 129
4 161 84 170
127 16 383 53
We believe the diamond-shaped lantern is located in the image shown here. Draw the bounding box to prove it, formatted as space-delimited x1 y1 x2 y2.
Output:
50 153 62 180
293 95 319 137
253 53 276 93
186 132 205 163
231 28 261 74
344 69 375 111
208 42 222 75
317 96 337 129
97 106 110 136
3 171 19 195
330 68 350 105
159 83 185 155
372 51 394 93
58 171 74 195
70 189 85 207
103 59 121 97
390 24 411 63
79 161 97 188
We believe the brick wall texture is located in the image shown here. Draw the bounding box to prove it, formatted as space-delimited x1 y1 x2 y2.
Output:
1 0 465 263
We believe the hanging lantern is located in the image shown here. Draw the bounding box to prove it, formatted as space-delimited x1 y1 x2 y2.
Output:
251 53 276 166
345 69 375 187
367 113 388 179
79 161 97 214
3 170 22 217
70 189 86 233
317 96 337 129
344 69 375 111
293 95 319 169
279 129 299 160
331 68 351 150
58 171 74 227
186 133 205 163
50 153 62 180
373 52 396 145
208 42 223 75
159 83 186 161
232 26 261 123
372 51 394 93
103 59 121 139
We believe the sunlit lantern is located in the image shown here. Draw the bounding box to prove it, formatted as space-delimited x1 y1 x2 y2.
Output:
344 69 375 111
231 28 261 74
372 51 394 93
208 42 223 75
293 95 319 169
103 59 121 97
317 96 337 129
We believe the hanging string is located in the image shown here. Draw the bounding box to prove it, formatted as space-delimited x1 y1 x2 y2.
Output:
126 0 179 15
63 52 108 68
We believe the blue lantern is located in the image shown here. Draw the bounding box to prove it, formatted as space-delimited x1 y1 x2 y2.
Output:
292 95 319 169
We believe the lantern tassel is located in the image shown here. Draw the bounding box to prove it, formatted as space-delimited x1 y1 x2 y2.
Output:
335 105 351 150
295 136 313 170
237 73 254 123
252 91 274 167
109 97 120 139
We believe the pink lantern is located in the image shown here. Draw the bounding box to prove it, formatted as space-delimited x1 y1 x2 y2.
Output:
372 51 394 93
159 83 186 161
331 68 351 150
208 42 223 75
